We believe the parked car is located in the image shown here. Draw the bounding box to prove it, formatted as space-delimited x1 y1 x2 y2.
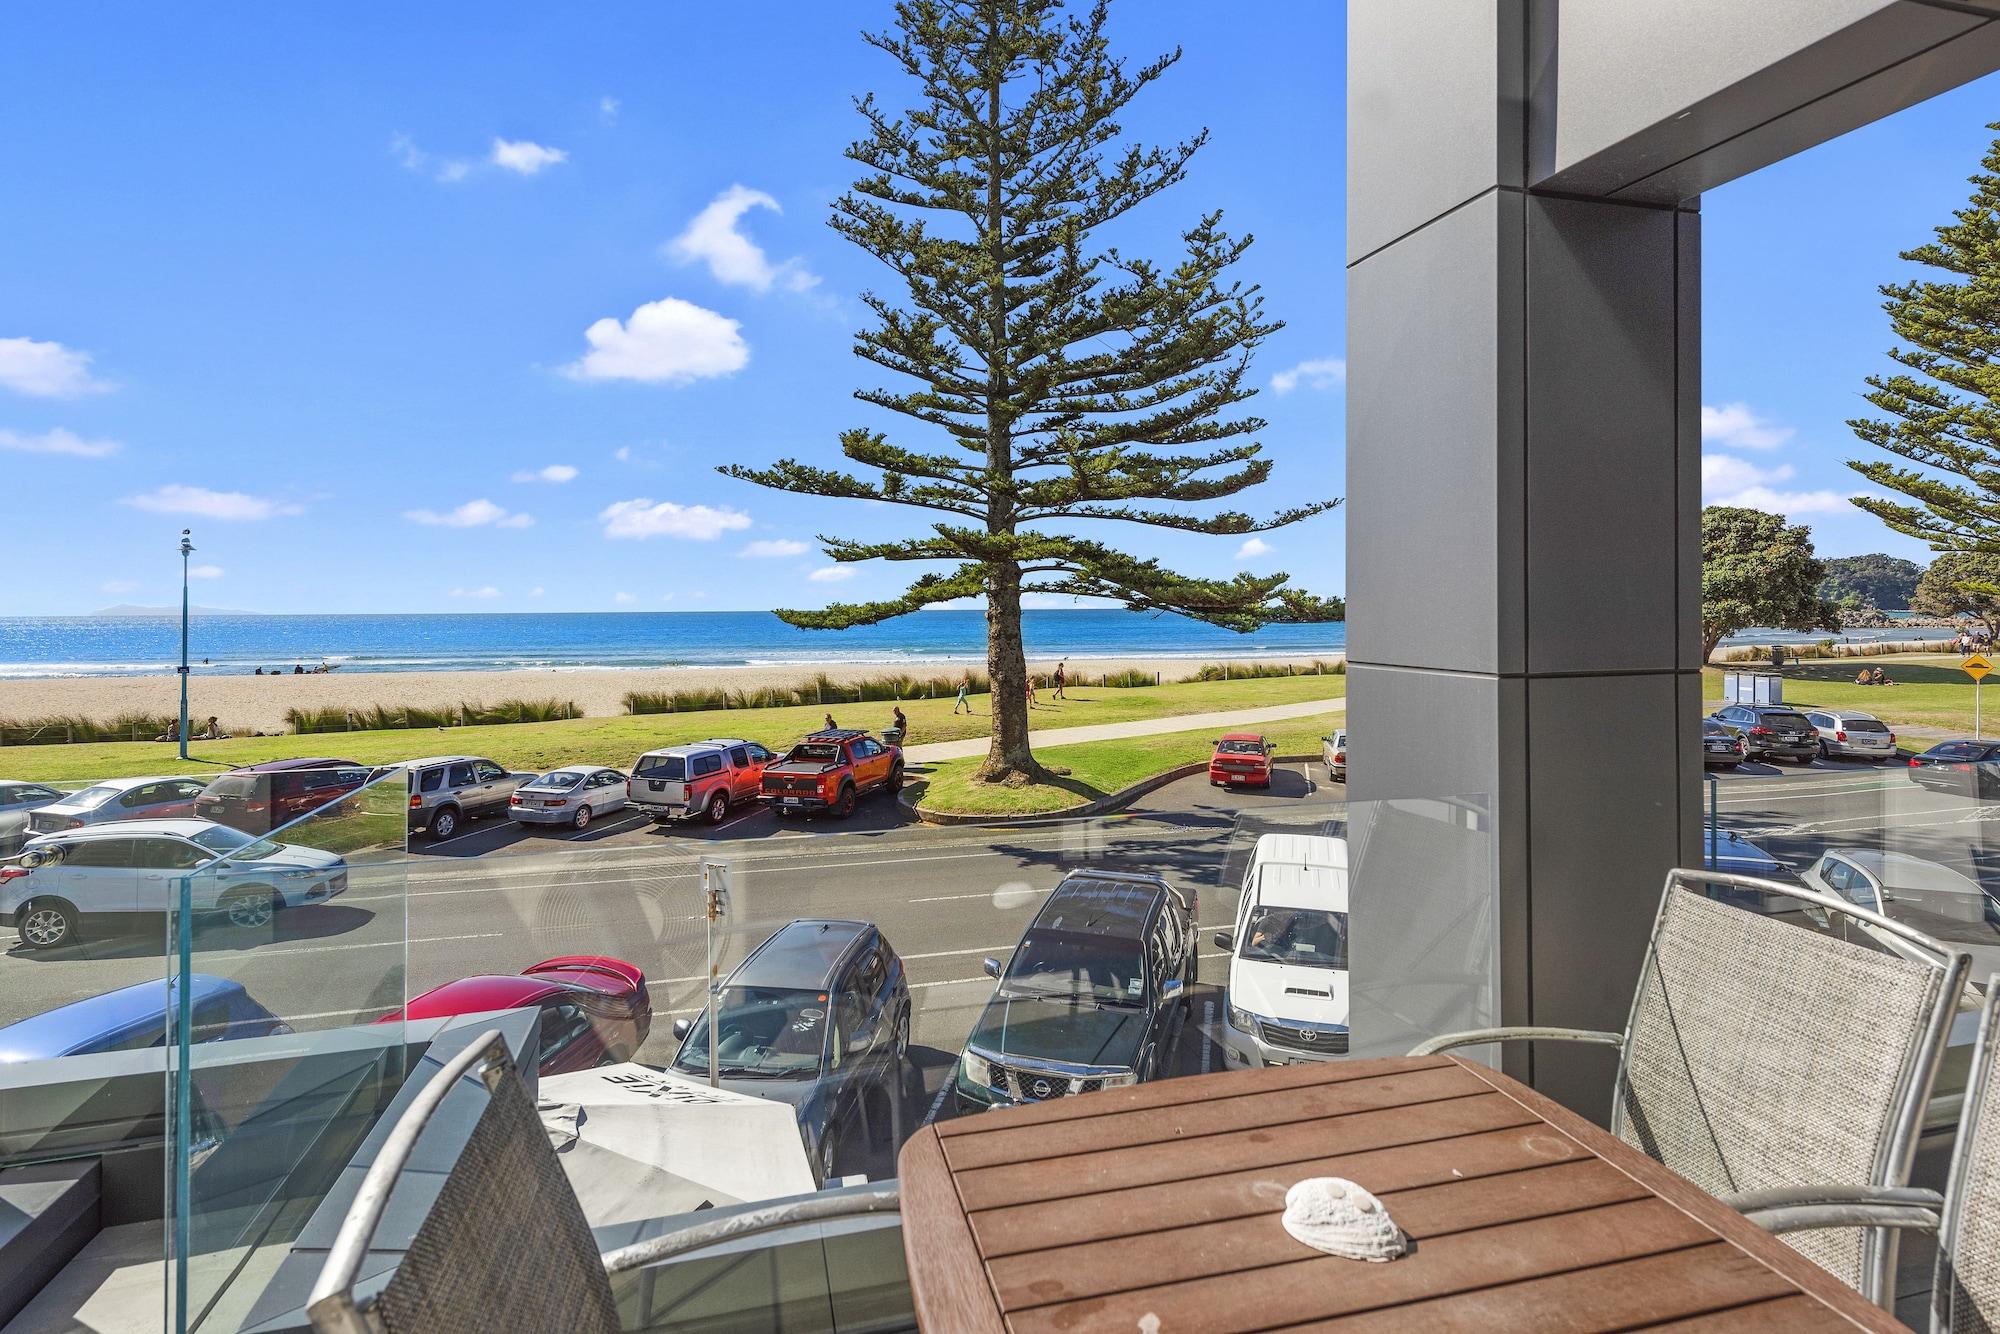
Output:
955 869 1196 1114
1699 828 1802 914
1707 704 1818 765
1701 718 1745 769
1800 849 2000 983
1 819 348 950
629 739 774 825
1802 708 1897 763
0 975 289 1063
508 765 631 831
1209 732 1274 788
668 920 910 1185
1907 739 2000 799
0 781 66 856
27 775 210 835
1215 834 1350 1070
389 956 653 1076
400 755 535 840
759 729 902 819
1322 729 1347 783
194 757 368 833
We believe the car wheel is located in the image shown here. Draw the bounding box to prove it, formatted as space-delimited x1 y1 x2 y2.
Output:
221 889 277 930
429 806 460 840
571 805 592 831
706 791 729 824
894 1007 910 1061
818 1124 840 1184
1819 741 1831 760
17 898 78 950
832 784 857 819
886 764 904 794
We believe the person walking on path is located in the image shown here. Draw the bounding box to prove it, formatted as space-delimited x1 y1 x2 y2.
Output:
1052 660 1067 700
953 673 972 714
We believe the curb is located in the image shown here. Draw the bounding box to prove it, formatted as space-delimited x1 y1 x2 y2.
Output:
900 751 1322 827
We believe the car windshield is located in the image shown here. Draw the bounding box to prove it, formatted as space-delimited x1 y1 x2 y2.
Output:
633 754 685 780
673 986 827 1078
1240 906 1350 969
789 743 841 763
1002 928 1145 1005
66 785 120 808
188 825 280 860
202 774 259 797
1884 888 2000 948
1845 718 1890 733
530 770 586 790
1764 713 1812 729
1217 739 1264 755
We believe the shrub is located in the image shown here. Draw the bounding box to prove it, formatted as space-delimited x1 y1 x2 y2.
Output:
624 670 993 714
1185 659 1344 682
0 712 180 746
286 698 578 733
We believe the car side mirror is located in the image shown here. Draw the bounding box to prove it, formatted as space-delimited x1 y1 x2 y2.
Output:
981 956 1001 980
671 1017 692 1040
1159 978 1184 1001
1213 930 1234 951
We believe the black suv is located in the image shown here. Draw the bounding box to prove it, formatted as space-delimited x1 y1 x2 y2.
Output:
1708 703 1818 765
954 870 1196 1113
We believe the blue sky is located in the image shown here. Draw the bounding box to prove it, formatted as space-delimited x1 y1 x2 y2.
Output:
0 4 1989 616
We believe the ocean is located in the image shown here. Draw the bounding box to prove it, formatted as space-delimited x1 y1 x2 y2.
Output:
0 609 1350 680
0 609 1962 680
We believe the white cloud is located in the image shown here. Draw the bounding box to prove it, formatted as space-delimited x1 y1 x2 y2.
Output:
1235 536 1273 560
599 498 752 541
1701 401 1793 451
100 580 139 594
1271 356 1345 394
528 586 545 597
613 591 637 604
512 464 578 484
599 95 620 124
390 132 472 184
403 498 533 529
491 138 567 176
450 586 502 599
560 297 748 384
0 427 120 458
122 484 304 521
1702 454 1865 516
436 159 473 184
0 337 111 398
807 565 855 583
187 564 224 579
613 446 632 462
742 538 810 558
667 185 819 294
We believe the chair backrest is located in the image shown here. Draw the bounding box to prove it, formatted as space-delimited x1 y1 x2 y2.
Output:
1938 978 2000 1334
1616 872 1967 1306
308 1030 619 1334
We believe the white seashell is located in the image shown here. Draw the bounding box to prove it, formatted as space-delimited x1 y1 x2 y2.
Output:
1280 1177 1408 1262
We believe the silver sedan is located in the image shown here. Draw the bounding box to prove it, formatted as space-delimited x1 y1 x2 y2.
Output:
505 766 630 831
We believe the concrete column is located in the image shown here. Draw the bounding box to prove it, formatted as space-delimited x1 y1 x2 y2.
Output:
1344 0 2000 1115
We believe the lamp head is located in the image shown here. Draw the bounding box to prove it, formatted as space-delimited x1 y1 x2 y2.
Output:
179 529 194 556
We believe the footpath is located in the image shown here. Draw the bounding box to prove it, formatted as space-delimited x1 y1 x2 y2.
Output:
902 697 1346 764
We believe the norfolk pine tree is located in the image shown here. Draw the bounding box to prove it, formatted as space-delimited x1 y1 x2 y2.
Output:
1849 125 2000 551
722 0 1341 783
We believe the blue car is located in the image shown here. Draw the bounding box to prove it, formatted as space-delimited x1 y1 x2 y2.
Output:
0 975 289 1062
1701 829 1803 915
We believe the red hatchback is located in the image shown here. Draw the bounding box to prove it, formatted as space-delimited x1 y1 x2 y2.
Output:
1209 733 1275 788
384 955 653 1075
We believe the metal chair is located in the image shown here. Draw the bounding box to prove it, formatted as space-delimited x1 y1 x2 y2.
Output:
1411 869 1970 1308
1737 978 2000 1333
309 1029 902 1334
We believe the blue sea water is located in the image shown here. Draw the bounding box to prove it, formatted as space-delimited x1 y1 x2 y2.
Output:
0 610 1350 679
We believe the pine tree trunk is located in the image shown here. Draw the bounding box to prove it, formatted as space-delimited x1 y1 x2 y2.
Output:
979 562 1038 782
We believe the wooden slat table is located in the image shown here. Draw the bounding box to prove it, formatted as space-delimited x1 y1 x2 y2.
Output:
897 1054 1906 1332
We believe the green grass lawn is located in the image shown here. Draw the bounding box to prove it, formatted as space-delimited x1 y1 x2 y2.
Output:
1702 655 1991 735
1 674 1345 785
909 713 1342 817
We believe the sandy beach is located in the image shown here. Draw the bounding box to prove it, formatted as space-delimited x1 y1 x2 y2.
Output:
0 656 1346 734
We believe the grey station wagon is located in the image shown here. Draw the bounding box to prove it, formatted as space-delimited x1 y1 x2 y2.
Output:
400 755 535 840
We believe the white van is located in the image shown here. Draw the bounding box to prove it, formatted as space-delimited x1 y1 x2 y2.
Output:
1215 833 1350 1068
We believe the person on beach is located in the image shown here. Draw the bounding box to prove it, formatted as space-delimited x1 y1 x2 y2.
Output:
156 719 181 742
824 712 839 731
1026 673 1039 708
200 716 221 740
954 673 972 714
1855 667 1872 686
1871 667 1895 686
1052 660 1066 700
891 705 907 742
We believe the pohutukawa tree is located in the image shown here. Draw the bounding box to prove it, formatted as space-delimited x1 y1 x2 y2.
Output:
723 0 1341 784
1849 124 2000 551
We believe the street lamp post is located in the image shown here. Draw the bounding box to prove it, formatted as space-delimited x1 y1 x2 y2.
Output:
178 529 193 762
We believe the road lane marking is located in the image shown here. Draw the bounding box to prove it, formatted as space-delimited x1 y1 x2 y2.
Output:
1200 1001 1215 1075
921 1073 955 1126
266 931 503 957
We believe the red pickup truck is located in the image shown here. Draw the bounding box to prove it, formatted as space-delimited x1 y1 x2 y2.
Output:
760 729 903 819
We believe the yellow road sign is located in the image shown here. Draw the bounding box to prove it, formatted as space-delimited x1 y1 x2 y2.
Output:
1965 654 1993 682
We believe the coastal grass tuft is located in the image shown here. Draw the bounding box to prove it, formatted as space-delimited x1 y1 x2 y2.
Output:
6 673 1345 784
624 670 994 714
285 698 579 734
1189 659 1343 682
906 712 1344 817
0 712 181 747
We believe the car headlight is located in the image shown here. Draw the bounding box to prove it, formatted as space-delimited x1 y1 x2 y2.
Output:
1095 1070 1138 1089
1227 1000 1257 1033
961 1051 991 1086
280 868 315 879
